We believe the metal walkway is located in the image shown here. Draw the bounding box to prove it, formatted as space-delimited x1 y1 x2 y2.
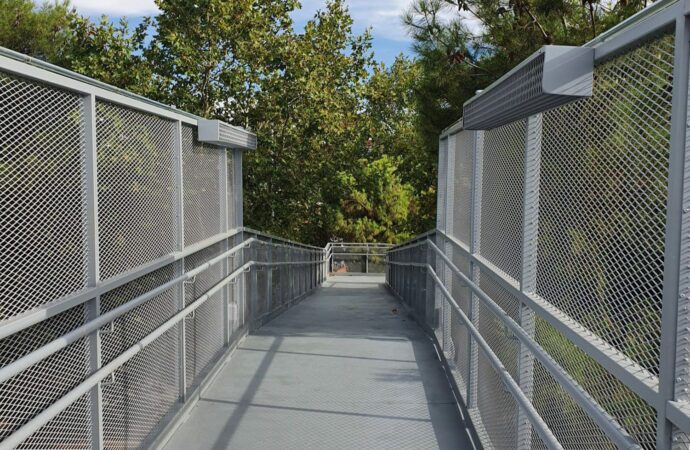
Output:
161 275 474 450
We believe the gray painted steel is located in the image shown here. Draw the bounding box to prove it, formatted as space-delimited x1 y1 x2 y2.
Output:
161 276 474 450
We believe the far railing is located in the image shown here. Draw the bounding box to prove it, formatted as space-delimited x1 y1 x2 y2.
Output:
324 242 393 275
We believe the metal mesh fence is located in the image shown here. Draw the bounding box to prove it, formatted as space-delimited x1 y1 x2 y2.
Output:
387 17 689 450
0 305 89 443
537 32 674 376
0 71 88 321
0 50 321 450
478 119 526 282
451 130 474 246
182 125 222 246
96 101 176 280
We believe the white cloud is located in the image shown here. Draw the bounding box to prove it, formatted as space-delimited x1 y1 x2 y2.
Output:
71 0 159 16
294 1 483 42
294 0 412 41
70 0 482 43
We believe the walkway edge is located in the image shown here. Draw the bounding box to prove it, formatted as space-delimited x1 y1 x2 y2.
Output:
386 282 482 450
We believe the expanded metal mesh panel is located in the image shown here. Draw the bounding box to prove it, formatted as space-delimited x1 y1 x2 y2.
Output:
17 393 91 450
100 265 176 365
477 274 520 381
451 130 474 245
0 305 89 443
226 150 236 229
464 53 544 131
183 125 222 246
535 315 657 448
448 307 469 394
479 270 521 323
96 101 176 280
475 350 518 449
0 71 87 320
530 357 615 449
102 327 178 450
184 242 225 306
478 119 526 281
536 33 674 374
185 292 224 390
437 139 448 230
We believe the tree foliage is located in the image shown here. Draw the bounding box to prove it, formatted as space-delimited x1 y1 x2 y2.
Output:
0 0 430 245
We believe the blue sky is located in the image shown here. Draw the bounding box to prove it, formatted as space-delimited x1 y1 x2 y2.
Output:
72 0 417 66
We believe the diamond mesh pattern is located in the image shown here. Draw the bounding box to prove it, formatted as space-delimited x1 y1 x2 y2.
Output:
102 327 179 449
185 292 224 391
464 52 544 130
451 130 474 246
537 33 674 374
437 139 448 230
0 305 89 443
530 357 615 449
0 71 87 320
535 315 657 448
479 119 526 281
475 350 518 449
17 393 91 450
184 242 225 306
96 101 176 279
100 265 176 365
183 125 222 246
226 150 236 229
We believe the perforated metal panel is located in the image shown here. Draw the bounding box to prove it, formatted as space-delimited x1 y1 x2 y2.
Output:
536 33 674 375
0 71 87 320
182 125 222 246
479 119 526 281
96 101 176 280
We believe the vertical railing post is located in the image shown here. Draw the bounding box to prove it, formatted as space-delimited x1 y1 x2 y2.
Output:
468 128 484 408
659 12 690 450
435 137 448 345
267 238 273 313
83 94 103 450
232 149 245 330
173 120 187 401
220 148 230 346
444 133 456 357
516 113 542 449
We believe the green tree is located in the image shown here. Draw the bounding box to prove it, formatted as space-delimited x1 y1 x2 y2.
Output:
333 155 418 243
0 0 74 62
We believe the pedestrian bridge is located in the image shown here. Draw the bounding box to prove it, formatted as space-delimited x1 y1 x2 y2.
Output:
5 1 690 449
161 275 473 450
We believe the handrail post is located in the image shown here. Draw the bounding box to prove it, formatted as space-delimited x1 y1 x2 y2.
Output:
220 147 230 346
659 11 690 449
84 93 103 450
468 129 484 409
516 113 542 449
173 120 187 402
443 132 456 359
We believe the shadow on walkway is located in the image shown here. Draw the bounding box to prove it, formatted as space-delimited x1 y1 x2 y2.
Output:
162 276 475 450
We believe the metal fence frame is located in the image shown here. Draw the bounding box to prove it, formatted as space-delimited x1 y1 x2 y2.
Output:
0 49 326 449
324 242 393 275
388 1 690 448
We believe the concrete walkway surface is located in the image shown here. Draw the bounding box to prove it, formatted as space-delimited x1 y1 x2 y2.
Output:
162 275 474 450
